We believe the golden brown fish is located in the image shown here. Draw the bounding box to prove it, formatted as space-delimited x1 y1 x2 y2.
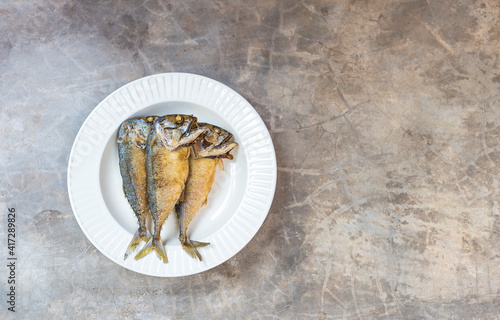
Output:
134 115 204 263
117 116 156 260
176 123 238 260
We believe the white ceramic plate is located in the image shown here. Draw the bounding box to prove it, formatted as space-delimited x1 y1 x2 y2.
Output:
67 73 276 277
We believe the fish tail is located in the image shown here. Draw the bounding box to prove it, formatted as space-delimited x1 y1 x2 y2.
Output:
180 236 210 261
124 228 151 260
134 236 168 263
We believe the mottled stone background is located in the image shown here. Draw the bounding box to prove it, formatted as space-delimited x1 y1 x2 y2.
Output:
1 0 500 319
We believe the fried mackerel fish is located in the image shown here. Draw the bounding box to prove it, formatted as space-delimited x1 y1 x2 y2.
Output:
176 123 238 261
135 115 204 263
117 117 156 260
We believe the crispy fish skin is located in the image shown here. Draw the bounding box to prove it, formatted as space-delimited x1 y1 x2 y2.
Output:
135 115 204 263
117 117 156 260
177 157 217 260
177 123 238 261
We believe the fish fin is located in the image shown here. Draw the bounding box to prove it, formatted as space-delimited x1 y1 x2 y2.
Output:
180 238 210 261
191 240 210 248
134 237 168 263
124 229 151 260
218 158 224 170
190 144 199 159
202 197 208 207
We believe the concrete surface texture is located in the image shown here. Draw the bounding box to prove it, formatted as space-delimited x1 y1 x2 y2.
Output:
1 0 499 319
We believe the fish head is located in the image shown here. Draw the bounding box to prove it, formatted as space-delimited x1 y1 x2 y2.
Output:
154 114 205 150
117 117 151 149
192 123 238 159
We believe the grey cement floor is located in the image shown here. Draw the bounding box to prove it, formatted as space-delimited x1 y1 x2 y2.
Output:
1 0 500 319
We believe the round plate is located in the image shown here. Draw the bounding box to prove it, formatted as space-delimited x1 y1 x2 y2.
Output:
67 73 277 277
